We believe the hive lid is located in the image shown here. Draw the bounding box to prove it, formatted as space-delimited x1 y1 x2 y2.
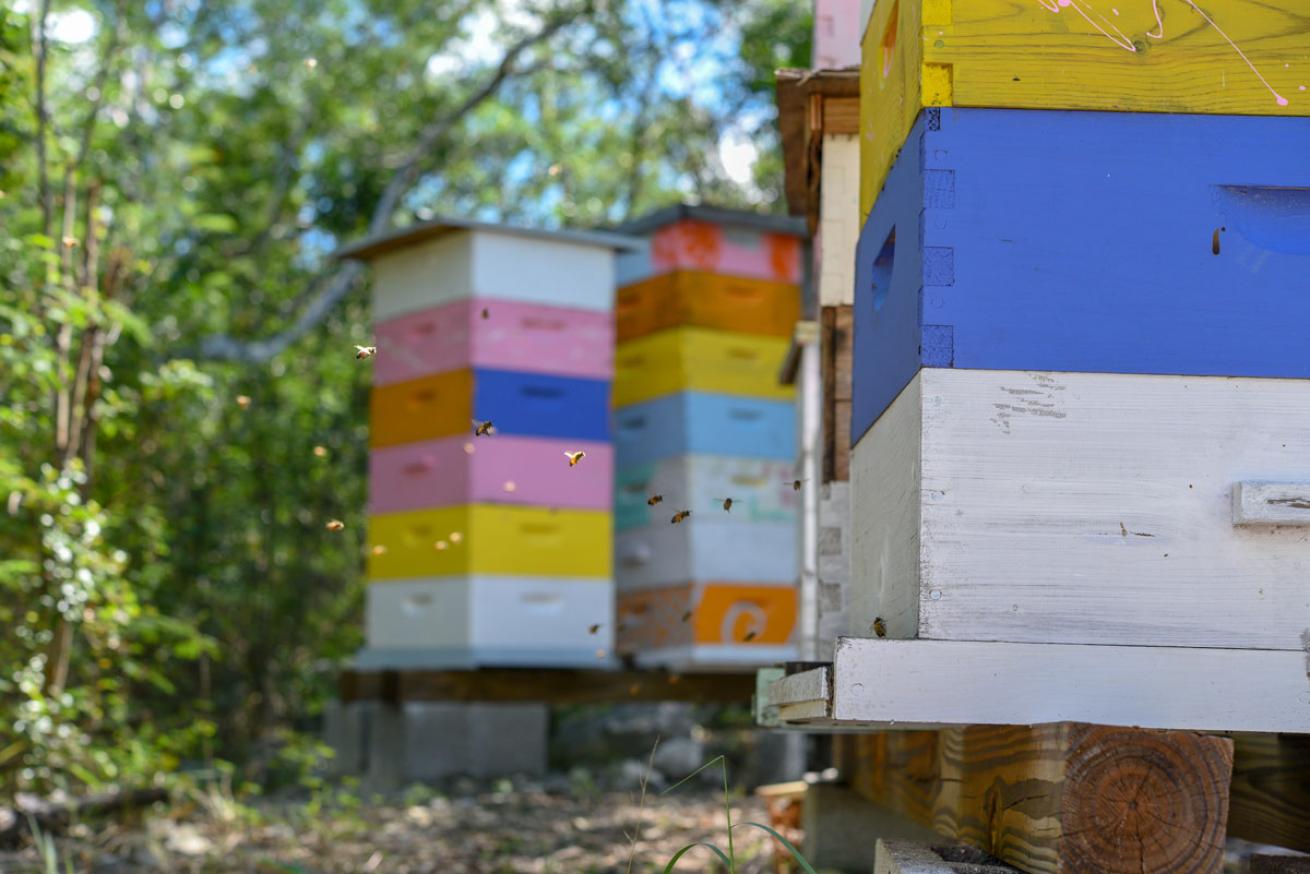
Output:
337 216 644 262
612 203 808 238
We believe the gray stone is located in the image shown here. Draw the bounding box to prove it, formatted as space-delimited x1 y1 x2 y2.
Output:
652 737 706 778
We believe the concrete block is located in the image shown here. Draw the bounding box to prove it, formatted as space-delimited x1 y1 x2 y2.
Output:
367 701 548 788
322 699 375 777
803 785 941 874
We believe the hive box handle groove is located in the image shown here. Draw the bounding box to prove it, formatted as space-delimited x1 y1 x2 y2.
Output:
1232 481 1310 526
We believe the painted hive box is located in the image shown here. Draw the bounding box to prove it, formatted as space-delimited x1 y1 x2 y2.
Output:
852 108 1310 439
614 455 797 532
615 518 797 589
613 327 793 407
613 393 796 467
616 271 799 342
617 582 797 668
858 0 1310 216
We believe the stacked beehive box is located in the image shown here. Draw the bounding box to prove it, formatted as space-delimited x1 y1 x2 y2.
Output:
848 1 1310 700
612 206 807 670
340 220 632 668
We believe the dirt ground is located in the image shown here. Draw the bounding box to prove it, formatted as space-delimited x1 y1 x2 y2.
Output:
0 781 788 874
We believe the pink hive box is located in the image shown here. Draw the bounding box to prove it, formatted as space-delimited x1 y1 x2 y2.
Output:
373 299 614 386
620 219 803 285
369 434 614 514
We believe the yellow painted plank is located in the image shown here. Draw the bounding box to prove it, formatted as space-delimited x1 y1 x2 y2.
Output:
613 327 794 407
860 0 1310 218
367 505 612 579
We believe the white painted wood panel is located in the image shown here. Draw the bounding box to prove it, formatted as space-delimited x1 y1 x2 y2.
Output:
848 375 921 640
365 577 612 666
817 136 859 307
1232 481 1310 526
371 229 616 320
851 369 1310 651
615 520 798 589
824 637 1310 733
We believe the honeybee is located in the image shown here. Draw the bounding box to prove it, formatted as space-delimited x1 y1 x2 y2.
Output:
473 419 495 437
434 540 449 551
354 345 377 360
788 478 808 491
680 610 693 623
646 494 664 506
564 450 586 467
873 617 887 638
743 630 758 642
671 509 691 525
502 480 517 493
588 623 602 635
481 307 490 320
61 236 78 249
448 531 463 544
371 544 388 556
235 395 252 409
594 648 607 660
325 520 345 531
312 445 328 458
714 497 735 512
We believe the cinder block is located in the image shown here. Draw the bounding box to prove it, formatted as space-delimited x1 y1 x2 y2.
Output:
322 699 376 777
367 702 548 787
803 786 941 873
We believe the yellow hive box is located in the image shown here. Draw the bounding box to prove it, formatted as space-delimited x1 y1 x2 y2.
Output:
367 504 612 579
860 0 1310 218
614 327 793 407
616 271 800 342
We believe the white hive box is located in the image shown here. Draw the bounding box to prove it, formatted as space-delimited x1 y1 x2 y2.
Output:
616 519 798 589
337 218 639 321
849 368 1310 652
359 577 614 668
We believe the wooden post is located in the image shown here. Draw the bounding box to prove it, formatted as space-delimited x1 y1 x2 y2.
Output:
839 724 1234 874
1228 733 1310 853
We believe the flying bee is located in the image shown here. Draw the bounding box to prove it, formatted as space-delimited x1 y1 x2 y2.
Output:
61 236 78 249
872 617 887 638
354 345 377 360
680 610 693 623
564 450 586 467
787 478 808 491
312 445 328 458
481 307 490 320
714 497 735 512
325 520 345 531
502 480 517 493
671 509 691 525
473 419 495 437
434 540 449 551
448 531 463 544
743 630 758 642
646 494 663 506
371 544 388 556
588 623 602 635
235 395 252 410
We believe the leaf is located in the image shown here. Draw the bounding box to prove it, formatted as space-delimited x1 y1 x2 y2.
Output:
661 841 732 874
194 213 239 234
733 822 819 874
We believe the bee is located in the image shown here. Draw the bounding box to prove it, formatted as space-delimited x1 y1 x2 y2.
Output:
671 509 691 525
434 540 449 551
502 480 517 493
371 544 388 556
646 494 663 506
355 345 377 360
61 236 78 249
448 531 463 544
324 520 345 532
473 419 495 437
304 57 318 70
873 617 887 638
680 610 693 623
564 450 586 467
595 648 607 660
1212 226 1225 256
481 307 490 320
235 395 252 410
312 445 328 458
788 478 808 491
743 630 758 642
588 623 602 635
714 497 735 512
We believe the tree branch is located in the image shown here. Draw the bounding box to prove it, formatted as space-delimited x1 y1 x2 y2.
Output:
197 9 580 365
31 0 54 238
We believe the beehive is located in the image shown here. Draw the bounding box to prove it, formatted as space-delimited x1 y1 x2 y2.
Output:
611 206 807 670
339 219 634 668
857 0 1310 217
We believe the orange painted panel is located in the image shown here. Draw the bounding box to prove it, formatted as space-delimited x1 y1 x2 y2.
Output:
370 370 474 448
616 583 797 653
616 271 801 342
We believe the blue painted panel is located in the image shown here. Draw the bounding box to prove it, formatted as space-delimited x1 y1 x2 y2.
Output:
853 108 1310 443
473 368 611 442
614 392 795 466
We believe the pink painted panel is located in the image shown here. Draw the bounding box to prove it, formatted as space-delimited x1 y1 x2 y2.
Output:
649 220 803 283
374 300 614 386
813 0 861 69
370 435 614 513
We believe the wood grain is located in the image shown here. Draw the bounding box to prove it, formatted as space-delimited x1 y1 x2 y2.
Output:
851 369 1310 651
859 0 1310 217
1228 733 1310 853
841 724 1232 874
820 305 853 483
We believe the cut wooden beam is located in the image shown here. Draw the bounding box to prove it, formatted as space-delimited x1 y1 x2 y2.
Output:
1229 733 1310 853
842 725 1233 874
339 668 755 705
812 638 1310 733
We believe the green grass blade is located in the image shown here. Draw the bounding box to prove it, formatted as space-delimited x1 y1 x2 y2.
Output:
661 841 733 873
733 821 819 874
659 755 727 796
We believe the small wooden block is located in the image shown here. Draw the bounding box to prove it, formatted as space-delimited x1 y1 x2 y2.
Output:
1232 482 1310 526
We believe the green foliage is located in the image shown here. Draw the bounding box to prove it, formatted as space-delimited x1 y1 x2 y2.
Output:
0 0 812 803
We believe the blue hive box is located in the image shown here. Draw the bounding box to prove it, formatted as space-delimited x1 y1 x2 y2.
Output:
853 108 1310 442
475 368 612 442
614 392 795 467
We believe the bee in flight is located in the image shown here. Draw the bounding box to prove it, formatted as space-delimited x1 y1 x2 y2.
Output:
481 307 490 319
646 494 663 506
588 623 602 635
325 520 345 531
564 450 586 467
787 478 808 491
743 630 758 642
235 395 252 410
680 610 693 623
355 345 377 360
671 509 691 525
714 497 735 512
473 419 495 437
